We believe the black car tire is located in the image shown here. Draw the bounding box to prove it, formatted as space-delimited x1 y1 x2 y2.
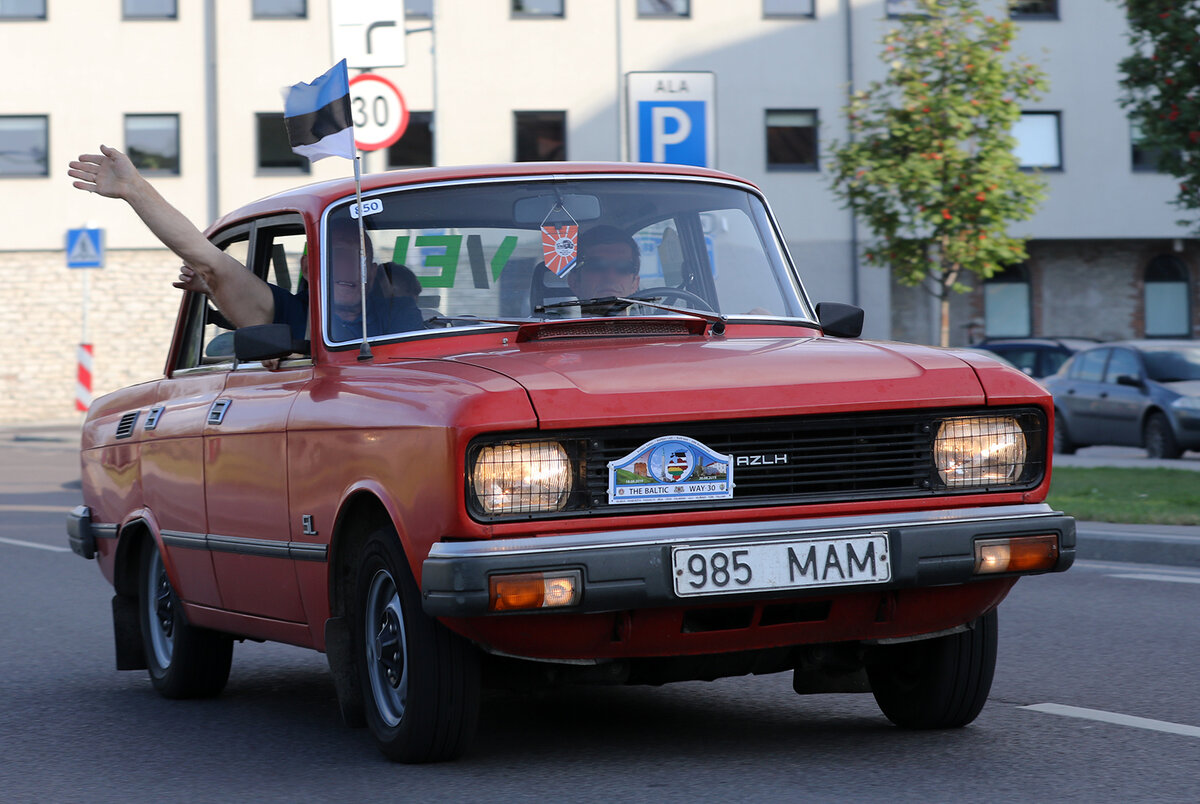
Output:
1144 412 1182 460
138 539 233 699
1053 409 1077 455
867 609 997 729
354 527 480 763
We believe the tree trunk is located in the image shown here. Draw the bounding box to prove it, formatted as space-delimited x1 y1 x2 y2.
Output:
939 292 951 348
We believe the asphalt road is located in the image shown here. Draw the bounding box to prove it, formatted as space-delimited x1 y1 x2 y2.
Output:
3 432 1200 802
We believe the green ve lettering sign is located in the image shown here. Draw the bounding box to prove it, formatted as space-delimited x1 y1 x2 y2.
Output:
392 235 462 288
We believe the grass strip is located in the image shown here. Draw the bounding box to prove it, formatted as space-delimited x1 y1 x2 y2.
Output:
1047 466 1200 526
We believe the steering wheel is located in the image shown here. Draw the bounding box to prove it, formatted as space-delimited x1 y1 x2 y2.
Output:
630 287 715 313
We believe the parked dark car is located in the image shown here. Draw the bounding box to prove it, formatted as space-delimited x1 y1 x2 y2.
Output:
1043 340 1200 458
971 337 1098 379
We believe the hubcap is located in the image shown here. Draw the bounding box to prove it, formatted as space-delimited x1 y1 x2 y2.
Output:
365 568 408 727
146 547 175 668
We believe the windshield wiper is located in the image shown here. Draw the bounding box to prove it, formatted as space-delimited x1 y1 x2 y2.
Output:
536 296 728 335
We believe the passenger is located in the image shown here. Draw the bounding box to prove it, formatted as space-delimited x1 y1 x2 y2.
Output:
68 145 424 344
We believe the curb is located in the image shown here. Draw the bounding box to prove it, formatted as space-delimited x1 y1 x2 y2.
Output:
1075 521 1200 569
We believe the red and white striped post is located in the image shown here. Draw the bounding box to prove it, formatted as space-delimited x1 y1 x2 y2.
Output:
75 343 93 412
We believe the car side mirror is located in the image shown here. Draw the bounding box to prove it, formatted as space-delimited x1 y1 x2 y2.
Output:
1115 374 1144 388
234 324 309 362
815 302 864 338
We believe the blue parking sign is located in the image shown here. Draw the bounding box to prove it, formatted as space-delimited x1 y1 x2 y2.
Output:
66 228 104 269
626 72 716 168
638 101 707 166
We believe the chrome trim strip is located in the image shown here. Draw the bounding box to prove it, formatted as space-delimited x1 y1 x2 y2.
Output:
428 503 1065 559
92 523 119 540
160 529 327 562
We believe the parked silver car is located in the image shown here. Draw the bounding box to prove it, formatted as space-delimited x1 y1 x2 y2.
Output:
1044 340 1200 459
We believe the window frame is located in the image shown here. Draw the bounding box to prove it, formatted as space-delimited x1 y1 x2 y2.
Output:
251 0 306 20
765 109 819 172
255 112 311 175
510 0 564 18
122 0 178 20
124 113 181 176
637 0 690 18
0 114 49 178
762 0 815 18
1143 254 1193 339
514 110 567 162
1009 0 1059 21
0 0 46 20
983 263 1032 338
1013 110 1063 171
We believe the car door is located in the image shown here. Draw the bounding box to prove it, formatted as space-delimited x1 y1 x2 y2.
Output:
138 226 252 610
1058 348 1110 444
203 216 315 623
1095 347 1147 446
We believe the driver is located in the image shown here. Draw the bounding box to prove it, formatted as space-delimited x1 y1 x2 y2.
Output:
566 225 641 312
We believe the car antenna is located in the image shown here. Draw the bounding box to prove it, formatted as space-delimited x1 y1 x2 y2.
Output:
352 155 373 361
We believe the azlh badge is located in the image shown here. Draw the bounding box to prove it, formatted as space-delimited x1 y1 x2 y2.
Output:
607 436 733 505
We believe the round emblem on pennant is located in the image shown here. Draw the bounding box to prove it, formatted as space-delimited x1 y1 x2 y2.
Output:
554 237 575 258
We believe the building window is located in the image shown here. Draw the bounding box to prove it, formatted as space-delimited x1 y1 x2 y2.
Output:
256 113 310 173
1010 1 1058 19
125 114 180 175
511 0 563 17
515 111 566 161
886 0 927 18
123 0 177 19
763 0 815 17
387 112 434 168
0 0 45 18
1131 121 1168 173
638 0 689 17
0 115 48 177
1144 254 1191 338
984 263 1032 338
766 110 818 171
1013 112 1062 170
252 0 305 19
406 0 432 17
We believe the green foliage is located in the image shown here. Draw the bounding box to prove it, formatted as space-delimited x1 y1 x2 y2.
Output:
1118 0 1200 231
827 0 1048 343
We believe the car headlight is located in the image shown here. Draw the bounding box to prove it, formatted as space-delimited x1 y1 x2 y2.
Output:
1172 396 1200 411
471 441 573 514
934 416 1027 488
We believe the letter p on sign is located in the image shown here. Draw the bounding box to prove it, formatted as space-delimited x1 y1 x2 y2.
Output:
637 101 707 167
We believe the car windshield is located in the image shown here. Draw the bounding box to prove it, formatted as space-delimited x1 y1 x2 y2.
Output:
320 177 812 345
1142 346 1200 383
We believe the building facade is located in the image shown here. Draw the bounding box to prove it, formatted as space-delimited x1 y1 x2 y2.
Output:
0 0 1194 424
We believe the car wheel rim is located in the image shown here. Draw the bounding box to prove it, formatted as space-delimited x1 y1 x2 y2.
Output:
365 568 408 728
147 548 175 668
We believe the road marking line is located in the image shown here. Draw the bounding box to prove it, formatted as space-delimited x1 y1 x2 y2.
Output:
0 536 71 553
1105 572 1200 585
1022 703 1200 738
0 504 71 513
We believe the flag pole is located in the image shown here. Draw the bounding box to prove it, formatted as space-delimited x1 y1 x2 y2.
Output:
352 154 372 361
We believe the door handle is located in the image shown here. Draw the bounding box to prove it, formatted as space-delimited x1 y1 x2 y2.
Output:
1099 392 1108 399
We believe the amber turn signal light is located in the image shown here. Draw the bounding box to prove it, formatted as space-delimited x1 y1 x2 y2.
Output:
488 571 581 612
974 534 1060 574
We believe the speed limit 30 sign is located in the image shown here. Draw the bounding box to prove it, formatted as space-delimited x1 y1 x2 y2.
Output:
348 73 409 151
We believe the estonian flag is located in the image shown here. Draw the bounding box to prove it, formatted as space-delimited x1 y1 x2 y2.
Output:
284 60 355 162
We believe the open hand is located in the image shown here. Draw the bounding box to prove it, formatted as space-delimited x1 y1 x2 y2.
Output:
67 144 139 200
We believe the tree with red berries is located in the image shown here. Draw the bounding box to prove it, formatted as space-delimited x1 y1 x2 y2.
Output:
828 0 1047 346
1118 1 1200 229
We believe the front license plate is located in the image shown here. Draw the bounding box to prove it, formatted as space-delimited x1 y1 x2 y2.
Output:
671 533 891 598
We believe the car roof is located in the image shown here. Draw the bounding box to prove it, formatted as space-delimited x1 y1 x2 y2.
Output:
972 337 1098 350
207 161 761 234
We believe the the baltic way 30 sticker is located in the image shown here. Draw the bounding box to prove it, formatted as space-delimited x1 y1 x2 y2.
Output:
607 436 734 505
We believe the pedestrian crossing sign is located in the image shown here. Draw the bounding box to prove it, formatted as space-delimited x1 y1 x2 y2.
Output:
66 228 104 269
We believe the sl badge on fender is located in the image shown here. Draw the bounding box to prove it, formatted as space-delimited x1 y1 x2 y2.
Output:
607 436 734 505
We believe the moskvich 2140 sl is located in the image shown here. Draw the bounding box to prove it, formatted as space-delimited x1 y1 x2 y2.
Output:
67 161 1074 762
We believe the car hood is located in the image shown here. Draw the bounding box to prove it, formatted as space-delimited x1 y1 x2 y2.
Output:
447 334 988 428
1161 379 1200 397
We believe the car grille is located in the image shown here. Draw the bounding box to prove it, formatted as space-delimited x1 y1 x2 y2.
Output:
469 407 1048 520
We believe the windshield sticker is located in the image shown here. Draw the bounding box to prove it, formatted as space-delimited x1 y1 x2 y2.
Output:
608 436 734 505
542 225 578 277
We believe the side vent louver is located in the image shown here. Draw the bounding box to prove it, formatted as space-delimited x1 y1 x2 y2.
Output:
144 406 165 431
116 411 140 439
207 398 232 425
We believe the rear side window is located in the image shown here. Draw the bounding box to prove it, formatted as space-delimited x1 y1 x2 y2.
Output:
1103 349 1140 384
1069 349 1108 382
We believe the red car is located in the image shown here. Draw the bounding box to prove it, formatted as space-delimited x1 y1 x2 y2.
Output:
67 162 1074 763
